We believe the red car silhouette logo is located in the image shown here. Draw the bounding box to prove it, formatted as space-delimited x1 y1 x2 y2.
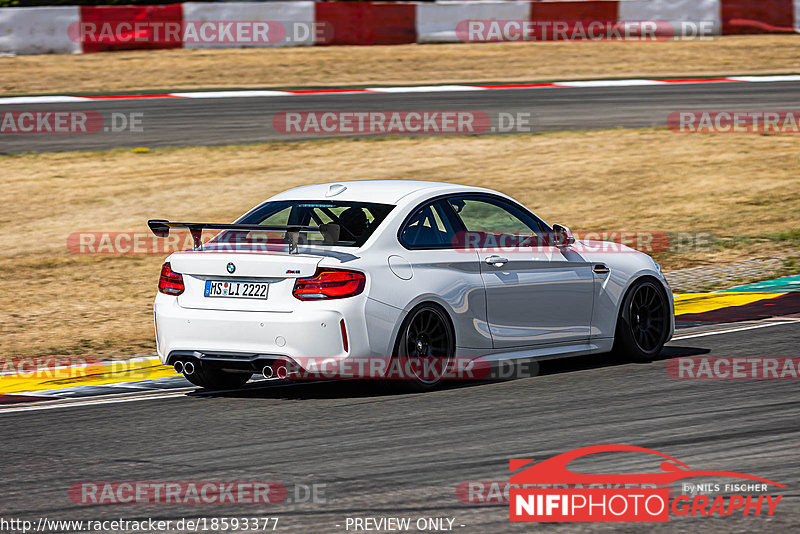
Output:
510 444 785 487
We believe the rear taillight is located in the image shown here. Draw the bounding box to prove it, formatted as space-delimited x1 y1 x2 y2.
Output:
158 262 184 296
293 269 366 300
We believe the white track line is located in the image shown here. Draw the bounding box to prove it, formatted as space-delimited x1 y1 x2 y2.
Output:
0 95 91 104
554 79 666 87
672 320 799 341
726 75 800 82
170 90 289 98
1 75 797 105
0 391 190 414
365 85 486 93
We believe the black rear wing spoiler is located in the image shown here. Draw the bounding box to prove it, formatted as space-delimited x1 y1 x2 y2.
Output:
147 219 340 253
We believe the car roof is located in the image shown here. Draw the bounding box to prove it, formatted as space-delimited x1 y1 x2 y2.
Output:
267 180 495 204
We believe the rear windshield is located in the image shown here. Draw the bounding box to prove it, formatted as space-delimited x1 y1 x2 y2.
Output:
219 200 395 248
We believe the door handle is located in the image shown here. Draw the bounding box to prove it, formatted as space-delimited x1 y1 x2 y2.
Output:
485 255 509 267
593 264 610 274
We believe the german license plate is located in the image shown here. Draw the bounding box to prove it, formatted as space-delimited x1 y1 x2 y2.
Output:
204 280 269 299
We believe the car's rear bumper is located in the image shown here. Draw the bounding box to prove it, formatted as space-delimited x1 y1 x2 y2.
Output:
153 292 405 377
156 293 353 367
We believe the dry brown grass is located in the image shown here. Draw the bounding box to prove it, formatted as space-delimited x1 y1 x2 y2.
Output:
1 35 798 95
1 129 798 360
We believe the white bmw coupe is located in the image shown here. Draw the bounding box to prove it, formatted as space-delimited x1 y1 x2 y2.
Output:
150 180 673 391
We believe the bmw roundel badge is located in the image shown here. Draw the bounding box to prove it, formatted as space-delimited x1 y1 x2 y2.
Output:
227 262 236 274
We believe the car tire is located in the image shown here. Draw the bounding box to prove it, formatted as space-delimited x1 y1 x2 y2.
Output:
612 277 670 362
184 365 252 390
385 303 455 392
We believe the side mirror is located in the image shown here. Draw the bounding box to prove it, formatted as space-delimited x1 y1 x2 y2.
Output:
552 224 576 248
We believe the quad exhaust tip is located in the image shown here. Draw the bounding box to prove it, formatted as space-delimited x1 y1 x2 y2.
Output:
262 365 287 379
183 361 196 375
173 361 184 374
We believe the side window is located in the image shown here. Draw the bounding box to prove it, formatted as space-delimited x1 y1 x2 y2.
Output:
400 201 458 248
447 196 544 247
233 206 292 243
259 206 291 226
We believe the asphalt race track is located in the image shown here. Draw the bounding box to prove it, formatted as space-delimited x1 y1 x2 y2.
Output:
1 319 798 532
1 81 798 153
